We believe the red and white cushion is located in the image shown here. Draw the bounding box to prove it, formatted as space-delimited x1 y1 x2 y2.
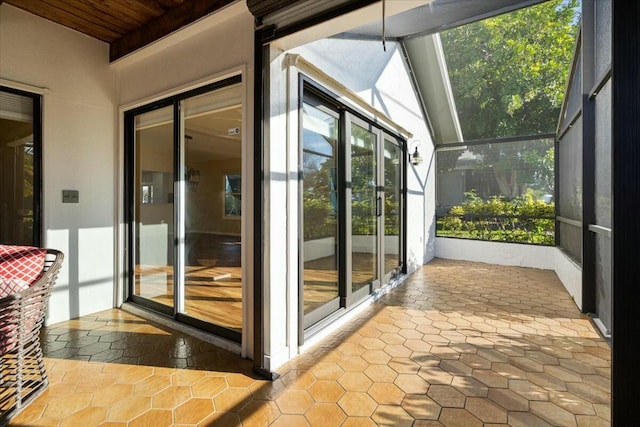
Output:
0 245 46 298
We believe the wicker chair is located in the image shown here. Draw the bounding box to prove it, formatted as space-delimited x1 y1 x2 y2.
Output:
0 247 63 425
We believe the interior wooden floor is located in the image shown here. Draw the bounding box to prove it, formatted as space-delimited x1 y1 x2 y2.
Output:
134 234 401 333
134 234 243 332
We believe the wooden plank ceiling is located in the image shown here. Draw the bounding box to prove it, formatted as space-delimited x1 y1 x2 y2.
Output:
2 0 236 62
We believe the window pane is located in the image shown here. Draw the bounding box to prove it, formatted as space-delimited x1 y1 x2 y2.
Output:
384 138 401 275
183 85 243 332
351 122 378 293
133 105 175 308
302 102 339 316
0 90 36 245
226 173 242 194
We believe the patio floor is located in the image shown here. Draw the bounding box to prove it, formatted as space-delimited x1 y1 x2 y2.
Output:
8 258 610 426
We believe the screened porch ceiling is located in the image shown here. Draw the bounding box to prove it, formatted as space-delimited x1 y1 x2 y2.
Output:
2 0 543 63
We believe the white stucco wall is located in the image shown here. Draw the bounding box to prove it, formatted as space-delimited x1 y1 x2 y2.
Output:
115 3 253 108
0 5 116 324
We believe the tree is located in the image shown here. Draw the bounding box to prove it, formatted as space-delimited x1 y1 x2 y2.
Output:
439 0 578 198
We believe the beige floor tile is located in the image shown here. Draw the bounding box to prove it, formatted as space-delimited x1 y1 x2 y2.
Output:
427 384 467 408
304 402 346 427
106 396 152 421
464 397 508 424
91 383 134 407
437 408 483 427
337 372 373 392
190 376 228 398
371 405 414 427
275 389 314 414
341 417 378 427
308 380 345 402
367 382 405 405
363 364 397 383
269 414 310 426
197 411 241 427
129 409 173 427
6 260 612 427
41 392 93 420
174 398 215 424
338 392 378 417
280 370 316 390
238 399 280 427
151 385 192 409
212 387 251 412
488 387 529 411
451 375 489 397
531 400 578 427
401 394 441 420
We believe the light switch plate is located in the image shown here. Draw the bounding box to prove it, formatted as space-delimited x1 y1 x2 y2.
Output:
62 190 79 203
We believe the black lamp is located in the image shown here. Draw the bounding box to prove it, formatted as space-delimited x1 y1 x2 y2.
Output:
409 142 423 166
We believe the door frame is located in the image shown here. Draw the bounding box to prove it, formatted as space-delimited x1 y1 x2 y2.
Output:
123 75 244 343
0 85 43 247
298 77 406 340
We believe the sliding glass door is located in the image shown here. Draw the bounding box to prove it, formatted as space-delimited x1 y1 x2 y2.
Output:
301 98 341 325
132 104 175 313
301 83 405 333
182 87 243 332
0 87 42 246
348 117 380 301
126 77 243 342
383 136 403 282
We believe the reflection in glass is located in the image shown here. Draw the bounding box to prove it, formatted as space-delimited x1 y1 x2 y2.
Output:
224 173 242 217
134 106 175 309
0 91 35 245
384 139 401 275
183 85 243 332
302 102 339 315
351 122 378 294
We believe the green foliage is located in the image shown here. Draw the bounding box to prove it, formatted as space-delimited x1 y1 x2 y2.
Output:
304 195 400 240
437 191 555 245
438 0 578 199
440 0 579 140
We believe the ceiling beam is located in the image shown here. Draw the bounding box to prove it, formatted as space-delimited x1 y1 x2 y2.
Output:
109 0 235 62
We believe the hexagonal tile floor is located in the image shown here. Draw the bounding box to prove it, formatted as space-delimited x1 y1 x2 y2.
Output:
7 258 610 426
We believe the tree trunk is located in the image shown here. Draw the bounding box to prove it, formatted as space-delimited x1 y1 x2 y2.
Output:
494 168 521 199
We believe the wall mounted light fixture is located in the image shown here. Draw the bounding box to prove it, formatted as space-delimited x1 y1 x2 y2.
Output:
409 141 423 166
185 134 200 191
187 167 200 191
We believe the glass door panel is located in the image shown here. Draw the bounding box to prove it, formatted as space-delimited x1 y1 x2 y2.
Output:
383 137 402 280
0 89 38 245
182 85 243 333
133 105 175 312
302 101 340 323
350 121 379 296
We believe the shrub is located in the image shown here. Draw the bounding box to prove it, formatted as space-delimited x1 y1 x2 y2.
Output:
437 190 555 245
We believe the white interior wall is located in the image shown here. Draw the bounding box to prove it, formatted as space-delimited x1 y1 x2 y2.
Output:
0 5 117 324
113 2 255 357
